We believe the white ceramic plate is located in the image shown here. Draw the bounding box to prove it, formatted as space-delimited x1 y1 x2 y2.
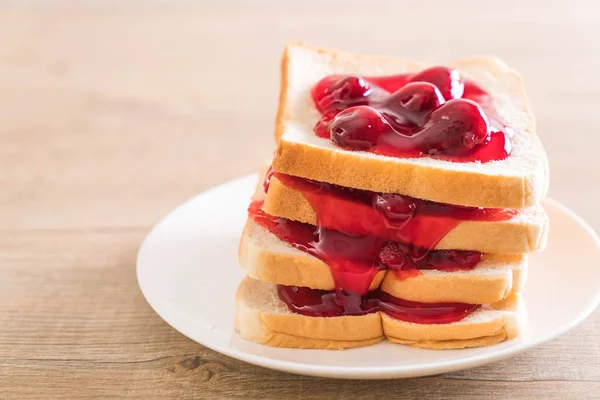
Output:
137 174 600 379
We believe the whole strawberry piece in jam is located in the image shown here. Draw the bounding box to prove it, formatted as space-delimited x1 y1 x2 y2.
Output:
313 115 334 139
329 106 390 150
378 243 416 271
409 66 464 100
312 76 373 115
383 82 445 126
417 99 489 155
311 74 344 103
372 193 417 227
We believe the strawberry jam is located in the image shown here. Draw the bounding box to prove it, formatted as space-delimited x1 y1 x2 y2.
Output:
277 285 480 324
263 164 276 193
249 201 483 294
275 173 516 248
311 67 512 162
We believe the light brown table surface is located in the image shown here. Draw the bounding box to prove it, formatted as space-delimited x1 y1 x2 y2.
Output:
1 1 599 399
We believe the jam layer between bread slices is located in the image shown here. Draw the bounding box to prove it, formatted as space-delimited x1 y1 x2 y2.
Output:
278 285 480 324
250 200 482 295
269 172 516 248
311 66 512 162
253 170 516 295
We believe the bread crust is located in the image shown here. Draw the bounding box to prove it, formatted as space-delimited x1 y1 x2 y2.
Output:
263 175 549 254
273 140 546 209
236 277 522 350
273 42 549 209
274 44 292 143
379 258 526 304
387 331 507 350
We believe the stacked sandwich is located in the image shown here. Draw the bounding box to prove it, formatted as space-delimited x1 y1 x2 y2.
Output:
235 43 549 350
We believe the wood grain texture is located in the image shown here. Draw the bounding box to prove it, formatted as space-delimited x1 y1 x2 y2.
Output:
0 1 599 398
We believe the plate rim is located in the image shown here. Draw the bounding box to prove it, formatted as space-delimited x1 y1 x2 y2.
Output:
137 174 600 379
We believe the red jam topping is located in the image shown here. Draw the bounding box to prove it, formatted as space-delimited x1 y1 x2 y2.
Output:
311 67 512 162
249 201 483 295
275 173 516 248
263 164 276 193
250 170 517 294
278 285 480 324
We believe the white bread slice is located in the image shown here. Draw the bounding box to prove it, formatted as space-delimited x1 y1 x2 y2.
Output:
383 293 523 350
273 42 549 209
380 257 526 304
240 218 526 304
263 174 548 254
236 277 523 350
235 276 384 350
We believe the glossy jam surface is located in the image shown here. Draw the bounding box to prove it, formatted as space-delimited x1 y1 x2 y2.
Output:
275 173 516 248
263 165 276 193
249 200 484 294
250 201 382 294
311 67 512 162
278 285 480 324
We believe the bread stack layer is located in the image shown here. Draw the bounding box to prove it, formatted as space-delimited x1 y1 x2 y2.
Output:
236 43 549 350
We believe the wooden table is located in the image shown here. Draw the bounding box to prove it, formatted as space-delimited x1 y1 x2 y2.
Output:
1 2 599 398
